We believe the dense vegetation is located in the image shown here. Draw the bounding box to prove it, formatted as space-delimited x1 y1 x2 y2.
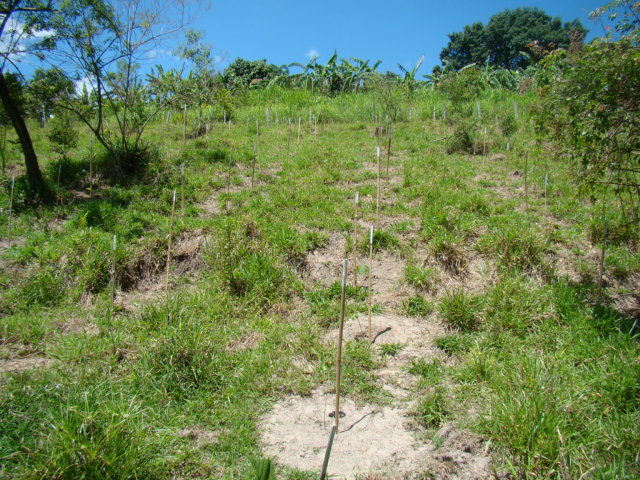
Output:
0 1 639 479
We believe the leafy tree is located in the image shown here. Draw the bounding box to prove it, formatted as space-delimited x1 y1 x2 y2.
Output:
224 58 280 89
26 67 73 124
440 8 587 70
0 0 56 199
534 2 640 234
50 0 200 178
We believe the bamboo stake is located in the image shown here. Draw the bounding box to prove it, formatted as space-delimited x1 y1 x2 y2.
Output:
286 118 291 158
524 149 529 212
352 192 359 287
7 176 14 231
386 125 392 178
514 101 519 120
165 189 177 293
334 259 348 430
367 225 374 343
183 105 187 142
599 206 608 288
320 425 337 480
251 138 257 188
544 173 548 207
88 136 94 197
376 145 381 228
180 163 185 219
297 117 301 144
110 234 117 317
476 101 481 119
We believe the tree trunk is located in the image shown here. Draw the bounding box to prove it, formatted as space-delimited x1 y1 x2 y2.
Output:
0 72 51 200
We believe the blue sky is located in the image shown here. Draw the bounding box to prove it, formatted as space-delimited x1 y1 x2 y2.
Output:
185 0 607 74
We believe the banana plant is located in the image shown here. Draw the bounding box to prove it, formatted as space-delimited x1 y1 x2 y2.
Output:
398 55 424 118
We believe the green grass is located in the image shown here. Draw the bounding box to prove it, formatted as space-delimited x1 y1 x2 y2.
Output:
0 86 638 479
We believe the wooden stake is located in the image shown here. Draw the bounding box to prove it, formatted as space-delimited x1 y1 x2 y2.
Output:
367 225 374 343
599 206 607 288
320 425 337 480
286 118 291 158
180 163 185 219
352 192 359 287
386 125 392 178
524 149 529 212
88 136 94 197
7 176 14 231
334 259 348 430
183 105 187 142
376 145 381 227
251 138 257 188
165 189 176 293
110 234 117 316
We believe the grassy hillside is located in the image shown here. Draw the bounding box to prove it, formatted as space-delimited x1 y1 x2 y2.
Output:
0 89 638 479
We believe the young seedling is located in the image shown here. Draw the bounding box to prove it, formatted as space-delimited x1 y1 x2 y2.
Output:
367 225 374 343
165 189 177 293
56 160 62 205
352 192 359 287
334 258 348 430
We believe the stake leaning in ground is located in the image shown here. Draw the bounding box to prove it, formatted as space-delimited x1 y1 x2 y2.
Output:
367 225 374 343
334 259 348 430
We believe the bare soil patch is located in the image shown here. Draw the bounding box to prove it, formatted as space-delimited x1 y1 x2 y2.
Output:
0 356 54 374
260 389 494 479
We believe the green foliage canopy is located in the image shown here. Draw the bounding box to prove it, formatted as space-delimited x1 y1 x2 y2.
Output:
440 7 587 70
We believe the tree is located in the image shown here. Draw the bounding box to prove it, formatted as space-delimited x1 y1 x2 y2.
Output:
26 67 73 125
49 0 199 178
440 8 587 70
0 0 55 199
223 57 280 89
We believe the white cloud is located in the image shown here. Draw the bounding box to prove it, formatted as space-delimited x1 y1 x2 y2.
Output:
74 76 94 95
305 49 319 60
